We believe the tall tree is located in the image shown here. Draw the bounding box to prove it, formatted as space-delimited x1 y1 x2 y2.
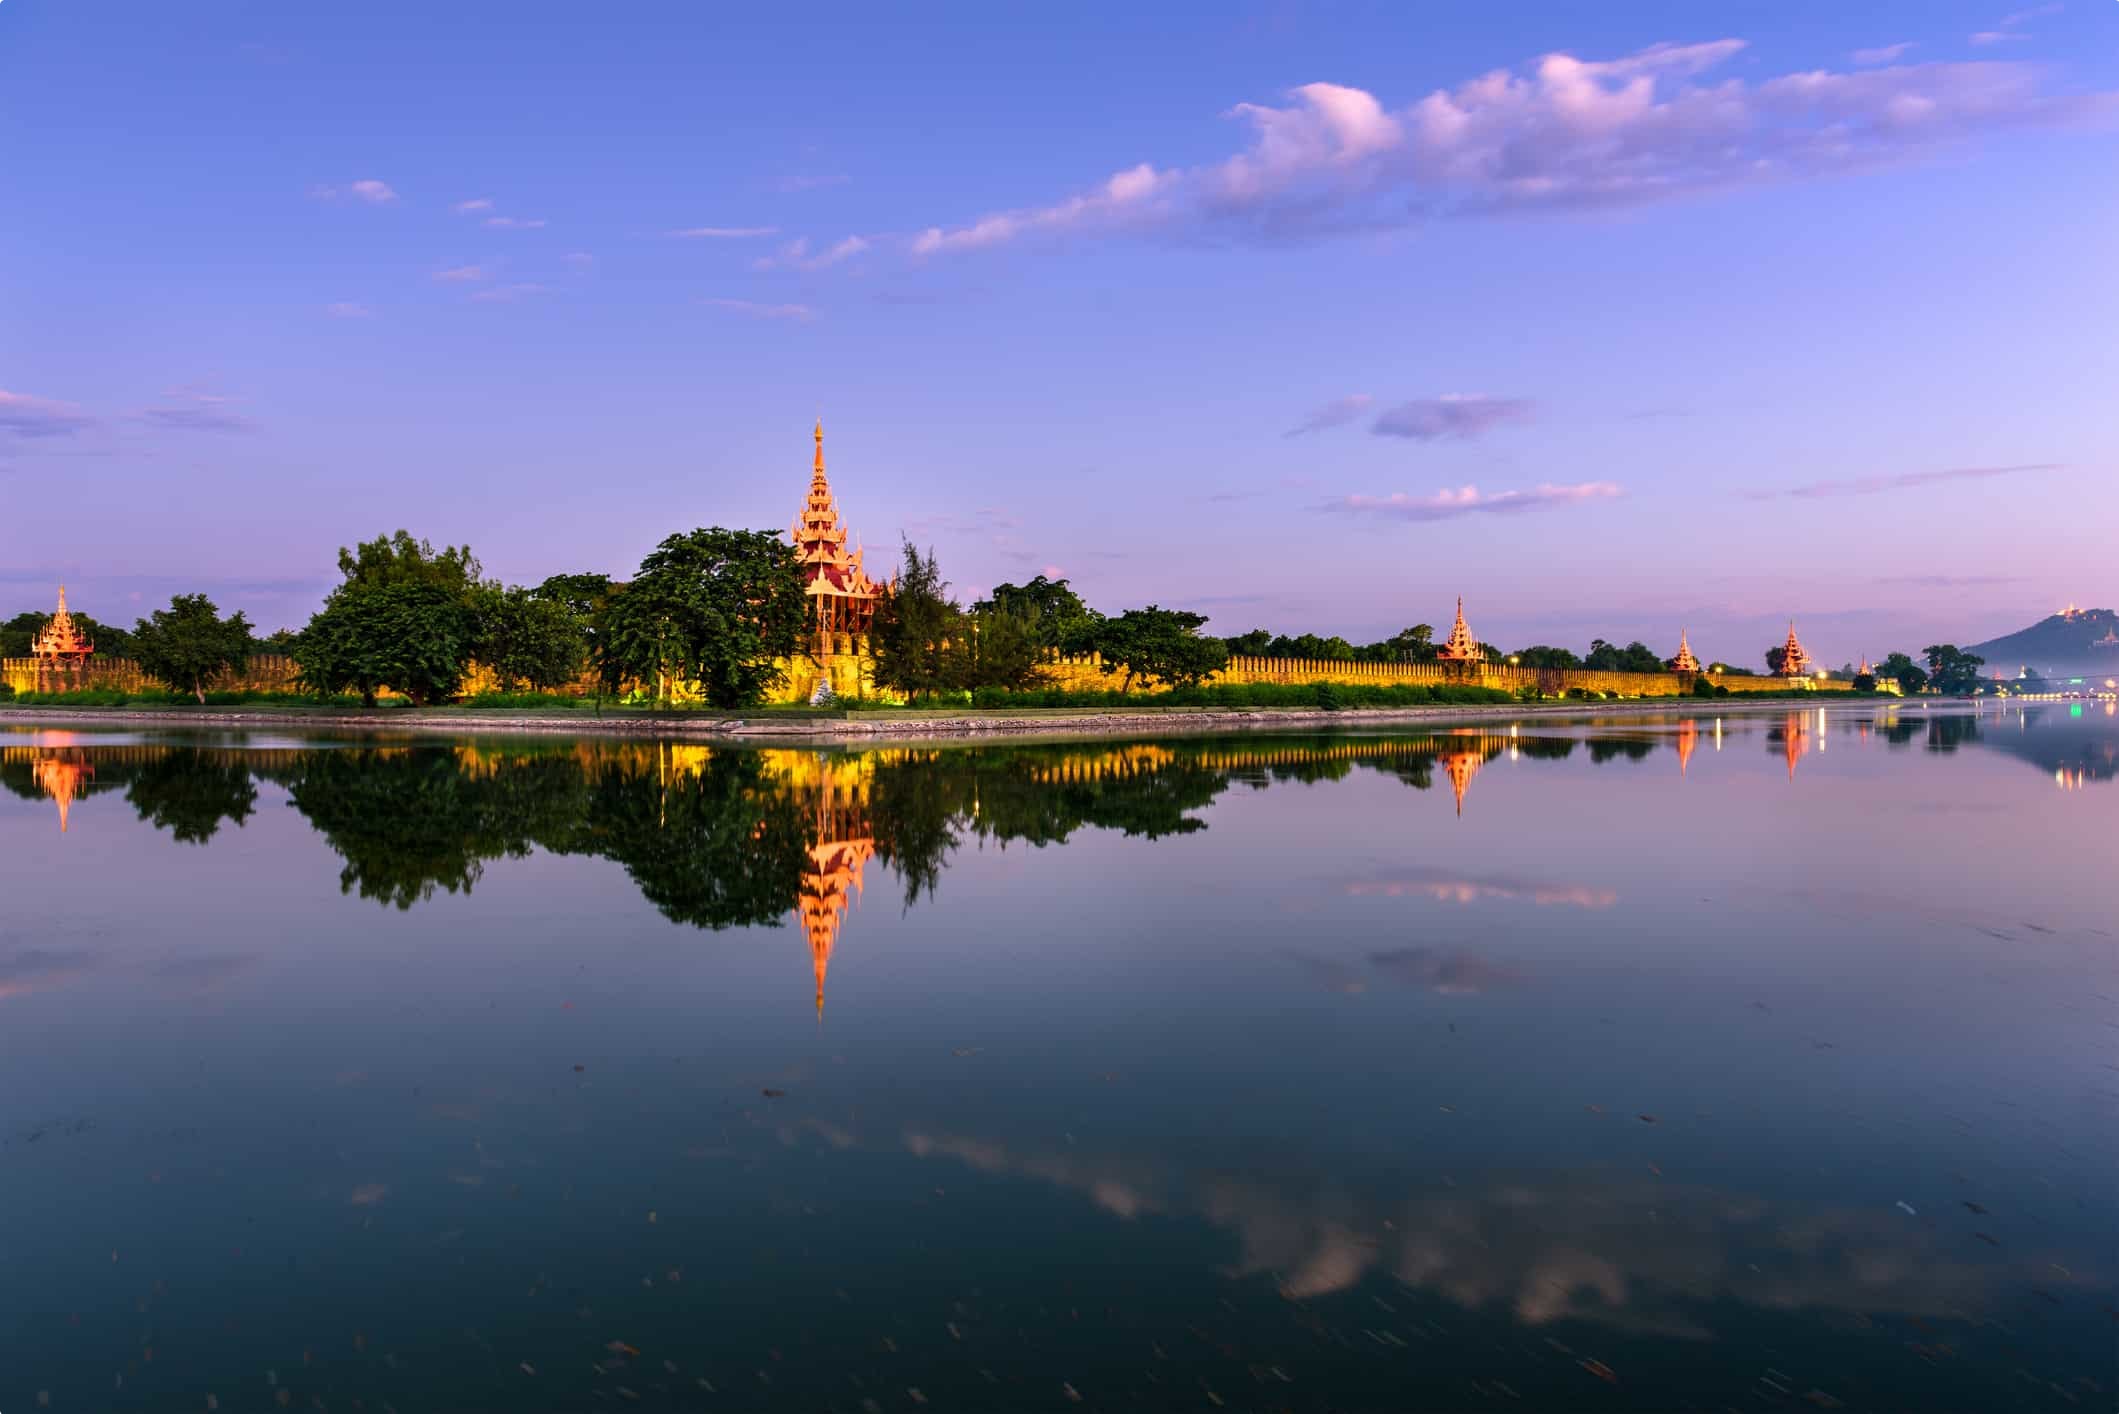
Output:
964 606 1045 690
1879 651 1928 694
294 531 487 706
975 575 1102 652
596 528 804 708
130 593 254 702
532 572 616 660
1090 606 1229 691
474 585 588 691
871 541 966 698
1923 643 1987 695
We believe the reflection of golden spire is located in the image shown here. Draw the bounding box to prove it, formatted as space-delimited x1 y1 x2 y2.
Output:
1783 712 1805 781
1440 749 1482 815
1676 719 1697 775
31 753 92 833
795 837 875 1017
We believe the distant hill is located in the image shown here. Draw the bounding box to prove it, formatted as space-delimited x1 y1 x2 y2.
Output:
1967 607 2119 680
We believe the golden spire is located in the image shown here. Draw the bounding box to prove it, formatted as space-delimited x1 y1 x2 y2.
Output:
1438 596 1480 662
813 419 825 479
1780 621 1811 678
1671 628 1701 675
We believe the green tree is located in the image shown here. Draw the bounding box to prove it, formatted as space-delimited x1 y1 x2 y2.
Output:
1390 624 1437 663
964 606 1045 690
130 593 253 703
1764 643 1791 675
974 575 1103 652
1879 651 1928 694
532 572 615 659
298 581 477 706
1090 606 1229 691
293 532 487 706
1224 628 1274 657
871 541 966 698
474 585 587 691
1922 643 1986 696
1513 645 1581 670
597 528 803 708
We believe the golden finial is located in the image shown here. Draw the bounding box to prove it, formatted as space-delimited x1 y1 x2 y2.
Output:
813 419 825 477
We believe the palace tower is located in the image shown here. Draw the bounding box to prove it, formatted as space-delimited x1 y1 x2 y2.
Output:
788 422 884 657
1670 629 1701 674
1437 597 1480 662
1778 622 1812 678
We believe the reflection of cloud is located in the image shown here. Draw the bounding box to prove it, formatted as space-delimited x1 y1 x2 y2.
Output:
0 947 99 1001
901 1132 2090 1334
148 953 258 995
1366 946 1524 994
1346 870 1617 908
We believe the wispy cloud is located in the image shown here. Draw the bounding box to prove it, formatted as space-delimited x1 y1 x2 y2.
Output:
433 264 488 283
1972 4 2061 44
908 41 2117 254
324 301 373 319
1852 42 1915 65
1744 462 2060 500
1873 573 2027 587
312 179 398 204
452 198 494 214
0 389 96 439
483 215 547 230
1283 393 1373 437
1372 394 1532 441
136 387 253 433
1321 481 1621 521
701 297 815 322
467 282 550 303
668 225 778 239
753 235 871 272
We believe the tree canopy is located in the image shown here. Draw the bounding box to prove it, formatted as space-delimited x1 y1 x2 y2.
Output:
1090 606 1229 691
131 593 254 702
974 575 1102 652
1923 643 1987 695
596 527 804 707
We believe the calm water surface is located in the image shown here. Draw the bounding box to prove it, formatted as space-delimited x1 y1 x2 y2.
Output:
2 705 2114 1412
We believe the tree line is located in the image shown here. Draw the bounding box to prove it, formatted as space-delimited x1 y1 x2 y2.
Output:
4 530 1995 706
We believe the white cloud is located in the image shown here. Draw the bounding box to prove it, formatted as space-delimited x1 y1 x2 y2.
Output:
483 215 547 230
453 198 494 214
467 283 550 303
909 41 2118 253
753 234 872 271
1322 481 1621 521
667 225 779 239
702 297 816 322
433 265 488 283
136 387 252 433
1852 43 1914 65
311 180 399 204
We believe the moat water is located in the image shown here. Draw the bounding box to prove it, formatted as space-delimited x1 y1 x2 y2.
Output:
1 704 2114 1412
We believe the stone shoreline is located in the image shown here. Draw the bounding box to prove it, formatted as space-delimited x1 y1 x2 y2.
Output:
0 695 1917 746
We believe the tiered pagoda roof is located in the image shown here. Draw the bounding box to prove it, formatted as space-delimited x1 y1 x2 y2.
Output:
1670 629 1701 674
31 586 93 662
1779 622 1812 678
788 422 883 609
1437 597 1480 662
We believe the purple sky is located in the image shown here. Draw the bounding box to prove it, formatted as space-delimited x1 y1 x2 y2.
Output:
4 1 2116 667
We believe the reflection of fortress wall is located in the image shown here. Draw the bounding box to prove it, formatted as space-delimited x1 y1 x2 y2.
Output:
1035 652 1849 698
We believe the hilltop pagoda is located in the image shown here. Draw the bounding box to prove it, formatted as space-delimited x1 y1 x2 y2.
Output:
788 422 884 655
1778 622 1812 678
1437 597 1481 662
1670 629 1701 674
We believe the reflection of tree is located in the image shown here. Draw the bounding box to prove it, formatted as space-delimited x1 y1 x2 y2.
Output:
1587 737 1655 763
577 754 814 930
123 754 257 844
284 749 580 908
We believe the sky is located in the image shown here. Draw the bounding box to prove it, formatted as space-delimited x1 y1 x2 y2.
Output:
3 0 2116 667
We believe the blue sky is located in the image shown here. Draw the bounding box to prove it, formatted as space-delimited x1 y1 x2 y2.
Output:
3 0 2115 666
